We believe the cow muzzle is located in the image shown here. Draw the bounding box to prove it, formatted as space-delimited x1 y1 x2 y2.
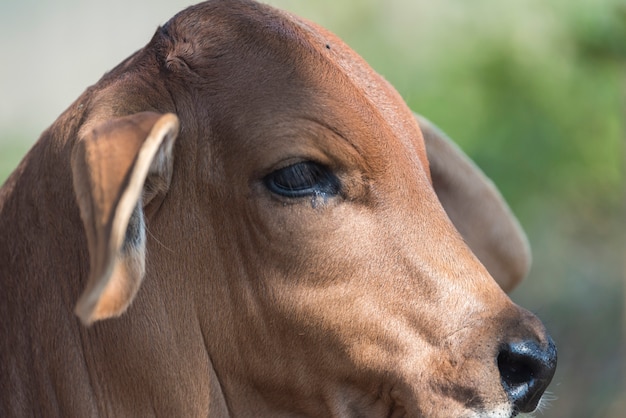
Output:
386 304 557 418
498 336 557 414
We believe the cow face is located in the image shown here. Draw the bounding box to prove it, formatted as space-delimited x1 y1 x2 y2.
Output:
70 1 556 416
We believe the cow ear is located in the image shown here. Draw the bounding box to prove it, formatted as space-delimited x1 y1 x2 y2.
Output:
71 112 179 325
416 113 531 293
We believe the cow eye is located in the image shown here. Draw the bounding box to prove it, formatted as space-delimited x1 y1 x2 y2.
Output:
263 161 340 198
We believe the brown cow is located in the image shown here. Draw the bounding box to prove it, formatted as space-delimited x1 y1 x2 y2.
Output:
0 1 556 417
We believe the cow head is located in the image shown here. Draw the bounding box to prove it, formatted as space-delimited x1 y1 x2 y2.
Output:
69 1 555 416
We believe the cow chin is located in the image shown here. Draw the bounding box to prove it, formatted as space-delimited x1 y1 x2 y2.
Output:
293 378 520 418
380 371 515 418
384 385 517 418
470 405 516 418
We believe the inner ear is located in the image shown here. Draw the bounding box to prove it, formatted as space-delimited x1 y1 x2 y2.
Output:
72 112 179 325
416 113 531 293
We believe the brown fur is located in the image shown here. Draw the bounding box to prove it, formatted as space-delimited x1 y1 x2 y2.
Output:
0 1 551 416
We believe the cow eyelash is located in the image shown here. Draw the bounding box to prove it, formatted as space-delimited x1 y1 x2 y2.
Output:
263 161 340 198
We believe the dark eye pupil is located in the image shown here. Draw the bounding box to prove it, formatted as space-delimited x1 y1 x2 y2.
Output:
264 161 340 198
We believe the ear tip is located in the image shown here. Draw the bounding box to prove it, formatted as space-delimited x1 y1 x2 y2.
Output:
498 235 532 293
162 112 179 123
75 288 113 326
512 214 533 277
149 113 180 153
74 292 128 326
159 113 181 135
75 298 98 327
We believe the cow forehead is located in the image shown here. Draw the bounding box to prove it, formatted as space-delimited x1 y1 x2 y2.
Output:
165 0 430 174
288 15 429 166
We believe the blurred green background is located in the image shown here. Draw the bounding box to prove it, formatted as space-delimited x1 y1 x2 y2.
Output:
1 0 624 416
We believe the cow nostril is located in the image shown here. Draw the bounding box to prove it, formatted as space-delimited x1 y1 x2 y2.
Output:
497 338 557 413
498 354 533 387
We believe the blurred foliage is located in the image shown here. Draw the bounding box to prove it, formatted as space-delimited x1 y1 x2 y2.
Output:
2 0 625 416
